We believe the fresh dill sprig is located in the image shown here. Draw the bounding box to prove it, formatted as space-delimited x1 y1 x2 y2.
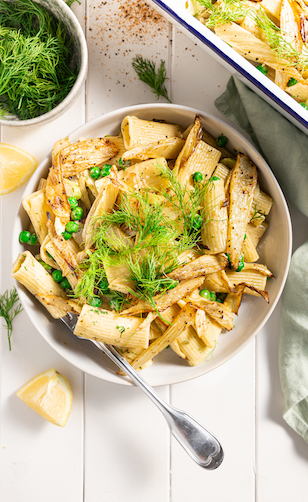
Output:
74 249 109 300
75 188 180 303
0 287 23 351
93 189 178 256
157 162 214 248
0 0 78 120
253 9 308 72
105 290 127 312
73 168 215 308
125 250 177 300
196 0 247 29
132 55 172 103
250 204 264 222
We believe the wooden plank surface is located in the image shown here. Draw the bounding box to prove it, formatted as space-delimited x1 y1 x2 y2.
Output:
84 379 170 502
171 342 255 502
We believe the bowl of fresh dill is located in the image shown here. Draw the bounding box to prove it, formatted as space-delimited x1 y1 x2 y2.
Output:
0 0 87 126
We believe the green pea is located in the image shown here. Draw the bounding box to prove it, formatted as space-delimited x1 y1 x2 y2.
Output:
100 164 112 177
39 260 52 270
29 233 38 245
236 262 244 272
191 214 202 230
99 279 110 293
52 270 63 282
65 221 79 234
256 64 268 75
119 157 130 170
167 280 178 290
60 278 70 289
110 297 121 311
19 230 31 244
209 292 216 301
89 166 101 179
68 197 78 209
216 293 227 303
89 297 102 308
287 78 298 87
193 171 203 183
300 102 308 110
62 231 72 240
221 158 235 169
71 207 84 221
210 176 220 181
236 256 245 272
216 134 228 148
199 289 211 299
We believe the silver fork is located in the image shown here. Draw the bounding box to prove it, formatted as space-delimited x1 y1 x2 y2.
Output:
61 313 224 470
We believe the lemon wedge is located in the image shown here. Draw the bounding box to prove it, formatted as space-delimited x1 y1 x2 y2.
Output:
0 143 38 195
16 369 73 427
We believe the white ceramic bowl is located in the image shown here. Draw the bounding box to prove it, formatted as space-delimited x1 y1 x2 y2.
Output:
12 104 292 386
0 0 87 127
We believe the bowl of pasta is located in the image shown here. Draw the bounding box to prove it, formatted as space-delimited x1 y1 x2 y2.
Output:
150 0 308 135
11 103 292 386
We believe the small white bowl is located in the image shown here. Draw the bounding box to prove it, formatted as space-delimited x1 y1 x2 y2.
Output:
0 0 87 127
12 104 292 386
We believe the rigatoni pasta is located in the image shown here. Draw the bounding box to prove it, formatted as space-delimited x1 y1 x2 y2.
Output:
187 0 308 107
13 113 273 373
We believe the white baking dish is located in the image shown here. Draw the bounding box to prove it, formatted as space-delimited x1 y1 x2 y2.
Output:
150 0 308 135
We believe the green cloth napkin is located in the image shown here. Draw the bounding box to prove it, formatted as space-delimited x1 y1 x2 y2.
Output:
215 76 308 442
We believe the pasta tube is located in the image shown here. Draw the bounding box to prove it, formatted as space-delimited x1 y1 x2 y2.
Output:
121 116 182 149
195 309 222 348
172 325 213 366
242 233 259 263
22 189 51 244
226 269 268 295
246 221 268 247
123 157 170 191
105 263 135 294
82 177 119 248
177 140 221 189
131 304 196 370
213 163 231 184
11 251 68 318
74 304 150 348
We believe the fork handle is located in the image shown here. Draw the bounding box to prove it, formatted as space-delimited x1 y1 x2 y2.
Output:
93 340 224 470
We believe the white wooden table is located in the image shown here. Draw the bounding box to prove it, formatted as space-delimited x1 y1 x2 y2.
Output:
1 1 308 500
